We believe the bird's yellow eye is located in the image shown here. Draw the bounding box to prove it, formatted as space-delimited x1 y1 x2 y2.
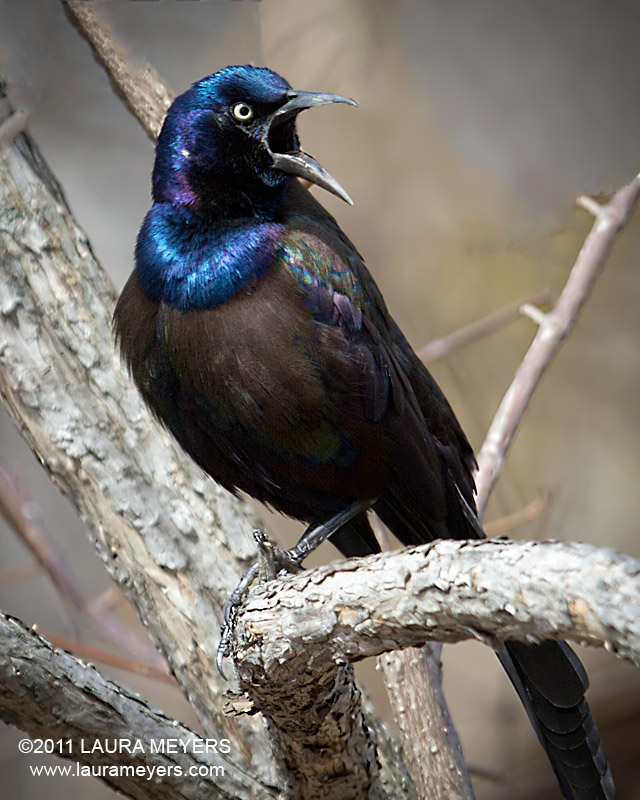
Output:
232 102 253 121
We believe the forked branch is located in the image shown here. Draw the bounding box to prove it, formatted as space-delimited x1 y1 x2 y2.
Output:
475 176 640 517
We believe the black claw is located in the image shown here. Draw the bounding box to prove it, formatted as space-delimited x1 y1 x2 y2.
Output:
216 628 230 680
254 529 278 581
216 507 372 679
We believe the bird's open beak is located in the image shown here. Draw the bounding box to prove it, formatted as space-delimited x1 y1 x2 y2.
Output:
262 90 357 205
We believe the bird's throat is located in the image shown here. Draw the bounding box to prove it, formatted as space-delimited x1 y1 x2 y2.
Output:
135 204 283 311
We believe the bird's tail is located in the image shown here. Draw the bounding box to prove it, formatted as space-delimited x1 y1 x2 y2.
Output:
499 640 614 799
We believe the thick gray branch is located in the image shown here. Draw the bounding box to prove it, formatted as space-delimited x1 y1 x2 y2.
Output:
230 537 638 797
0 89 276 783
379 646 475 800
235 539 640 673
0 88 412 798
0 612 271 800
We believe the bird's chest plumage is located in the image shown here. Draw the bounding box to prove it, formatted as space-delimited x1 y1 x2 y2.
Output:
116 265 386 518
158 265 327 436
114 191 396 517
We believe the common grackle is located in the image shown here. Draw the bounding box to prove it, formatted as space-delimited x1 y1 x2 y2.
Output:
114 65 614 799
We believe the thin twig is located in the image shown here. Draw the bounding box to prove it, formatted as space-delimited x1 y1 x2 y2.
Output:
87 585 122 615
0 465 85 607
483 492 548 537
41 630 176 684
418 289 552 364
475 175 640 518
61 1 174 141
0 562 40 586
0 465 169 675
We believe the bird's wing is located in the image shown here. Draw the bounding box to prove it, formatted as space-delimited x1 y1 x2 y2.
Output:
279 191 477 542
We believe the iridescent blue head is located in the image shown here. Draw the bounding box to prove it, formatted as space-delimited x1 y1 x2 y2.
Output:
153 65 357 211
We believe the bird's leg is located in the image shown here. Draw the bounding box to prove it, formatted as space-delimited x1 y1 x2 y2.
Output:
286 499 375 561
217 499 375 677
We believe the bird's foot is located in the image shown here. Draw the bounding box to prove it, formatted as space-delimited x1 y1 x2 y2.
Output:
216 529 305 678
216 499 375 679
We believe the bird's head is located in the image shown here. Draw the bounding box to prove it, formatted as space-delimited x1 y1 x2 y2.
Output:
153 65 356 210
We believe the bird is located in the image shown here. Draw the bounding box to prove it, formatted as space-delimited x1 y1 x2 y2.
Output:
114 65 614 799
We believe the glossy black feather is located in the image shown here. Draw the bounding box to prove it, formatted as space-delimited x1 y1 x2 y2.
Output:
114 66 613 800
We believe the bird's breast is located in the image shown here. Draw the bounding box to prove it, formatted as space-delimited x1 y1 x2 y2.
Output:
115 265 390 517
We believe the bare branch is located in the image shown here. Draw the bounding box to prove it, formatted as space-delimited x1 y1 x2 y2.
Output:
0 612 275 800
42 630 175 684
0 465 167 671
235 539 640 678
483 492 548 537
61 1 174 141
227 537 638 798
0 464 84 607
379 646 475 800
418 289 551 364
0 562 40 586
518 303 547 328
475 175 640 517
372 513 474 800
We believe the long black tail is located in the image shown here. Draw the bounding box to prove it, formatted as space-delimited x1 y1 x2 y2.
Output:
499 640 614 799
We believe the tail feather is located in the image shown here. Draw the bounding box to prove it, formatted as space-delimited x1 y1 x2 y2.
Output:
500 641 614 799
328 512 380 557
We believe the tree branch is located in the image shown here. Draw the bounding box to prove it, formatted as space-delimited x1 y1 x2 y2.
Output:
61 0 174 141
226 537 638 797
235 539 640 675
0 612 274 800
379 646 475 800
417 289 551 365
41 630 175 684
0 464 167 672
475 175 640 518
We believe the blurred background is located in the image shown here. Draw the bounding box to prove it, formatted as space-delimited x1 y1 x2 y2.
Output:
1 1 639 798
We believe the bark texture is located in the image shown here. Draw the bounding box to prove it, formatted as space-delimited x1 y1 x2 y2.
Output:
0 612 273 800
235 539 640 671
0 94 274 782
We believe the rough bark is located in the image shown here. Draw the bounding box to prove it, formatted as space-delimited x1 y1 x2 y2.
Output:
0 91 275 784
0 612 273 800
0 90 411 798
234 539 640 672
